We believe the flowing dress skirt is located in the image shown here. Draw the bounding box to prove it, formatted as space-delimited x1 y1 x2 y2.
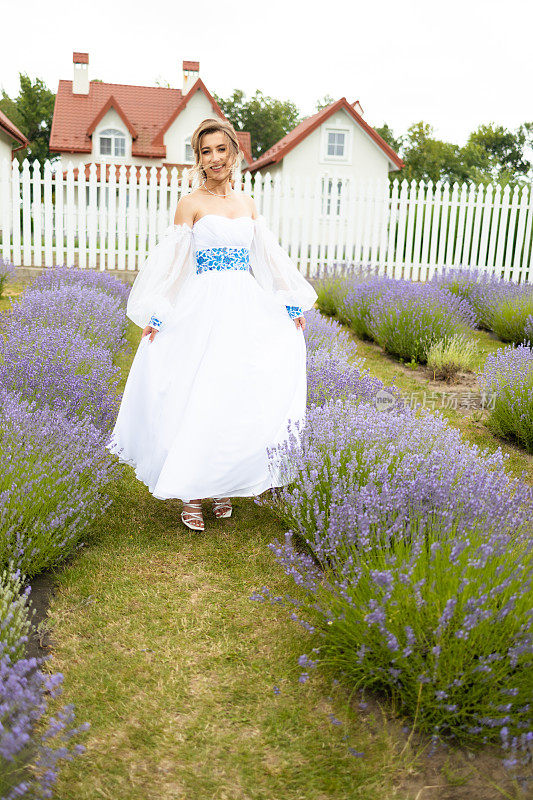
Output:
107 266 307 502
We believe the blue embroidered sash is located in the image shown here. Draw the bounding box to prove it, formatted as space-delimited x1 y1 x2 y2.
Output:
195 247 250 275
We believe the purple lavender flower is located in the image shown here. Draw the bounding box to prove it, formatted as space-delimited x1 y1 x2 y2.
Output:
0 324 121 432
3 284 128 355
1 571 88 798
477 343 533 452
28 264 130 305
0 387 122 578
258 393 533 754
0 258 16 297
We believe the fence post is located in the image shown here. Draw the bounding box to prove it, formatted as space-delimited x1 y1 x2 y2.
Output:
1 158 12 262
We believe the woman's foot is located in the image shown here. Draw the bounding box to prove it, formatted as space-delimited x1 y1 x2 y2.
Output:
213 497 232 518
181 500 204 531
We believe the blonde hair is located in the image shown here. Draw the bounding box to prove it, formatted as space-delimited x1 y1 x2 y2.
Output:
189 118 243 187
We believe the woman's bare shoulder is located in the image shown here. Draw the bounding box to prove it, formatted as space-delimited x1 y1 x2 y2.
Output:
174 193 199 226
241 193 259 220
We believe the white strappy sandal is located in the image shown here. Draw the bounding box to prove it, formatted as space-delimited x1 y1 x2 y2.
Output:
212 497 232 519
181 501 205 531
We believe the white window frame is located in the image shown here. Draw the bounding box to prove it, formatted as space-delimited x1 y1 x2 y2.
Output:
321 126 351 164
99 128 127 158
184 135 194 163
320 175 349 217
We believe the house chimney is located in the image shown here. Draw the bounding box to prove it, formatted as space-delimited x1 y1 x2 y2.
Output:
352 100 364 117
182 60 199 94
73 52 89 95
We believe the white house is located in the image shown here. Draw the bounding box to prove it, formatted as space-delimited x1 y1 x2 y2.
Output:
244 97 404 202
49 53 254 181
0 109 28 166
0 110 28 226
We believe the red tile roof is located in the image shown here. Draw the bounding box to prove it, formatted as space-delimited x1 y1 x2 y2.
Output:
86 95 137 139
50 75 254 165
73 52 89 64
245 97 404 172
50 80 180 157
236 131 252 165
0 109 29 149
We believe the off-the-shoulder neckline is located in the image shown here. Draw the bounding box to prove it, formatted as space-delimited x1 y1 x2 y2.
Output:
172 213 259 232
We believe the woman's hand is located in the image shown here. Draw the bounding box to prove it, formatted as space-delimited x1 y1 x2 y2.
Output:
294 316 306 331
141 325 159 343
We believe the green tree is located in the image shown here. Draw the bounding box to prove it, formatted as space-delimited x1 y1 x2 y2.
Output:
0 73 56 166
391 120 532 187
465 122 532 183
374 123 404 155
315 94 335 112
398 121 467 184
212 89 301 160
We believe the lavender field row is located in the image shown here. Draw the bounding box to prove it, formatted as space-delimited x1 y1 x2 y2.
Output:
254 305 532 788
0 264 130 800
314 266 533 453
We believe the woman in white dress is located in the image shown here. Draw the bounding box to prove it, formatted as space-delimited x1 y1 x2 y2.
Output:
106 118 317 532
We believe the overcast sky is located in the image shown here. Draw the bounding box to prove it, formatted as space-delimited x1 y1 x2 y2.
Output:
2 0 532 148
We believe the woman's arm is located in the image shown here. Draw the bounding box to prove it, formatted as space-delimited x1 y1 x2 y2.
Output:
140 197 196 343
174 195 196 228
247 198 307 331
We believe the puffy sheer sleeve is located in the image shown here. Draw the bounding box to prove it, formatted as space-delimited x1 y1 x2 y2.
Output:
126 223 194 329
248 215 318 315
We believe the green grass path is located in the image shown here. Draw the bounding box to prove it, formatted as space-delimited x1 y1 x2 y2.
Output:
41 321 412 800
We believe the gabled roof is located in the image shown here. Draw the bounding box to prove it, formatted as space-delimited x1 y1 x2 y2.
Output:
50 76 254 165
50 80 179 157
235 131 252 166
245 97 404 172
151 77 253 165
86 95 138 139
0 109 29 149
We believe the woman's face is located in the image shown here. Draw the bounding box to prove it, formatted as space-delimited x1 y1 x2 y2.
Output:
199 132 234 179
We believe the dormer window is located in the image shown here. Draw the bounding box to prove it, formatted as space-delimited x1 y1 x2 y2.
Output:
184 135 194 163
328 131 345 156
99 128 126 157
323 127 350 163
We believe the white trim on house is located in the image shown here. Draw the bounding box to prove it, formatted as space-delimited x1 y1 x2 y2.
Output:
98 128 127 158
184 134 194 164
320 126 351 164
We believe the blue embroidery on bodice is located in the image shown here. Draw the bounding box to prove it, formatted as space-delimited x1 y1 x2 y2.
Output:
286 305 303 319
195 247 250 274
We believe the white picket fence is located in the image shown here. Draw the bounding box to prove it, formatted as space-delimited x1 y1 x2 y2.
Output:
1 158 532 282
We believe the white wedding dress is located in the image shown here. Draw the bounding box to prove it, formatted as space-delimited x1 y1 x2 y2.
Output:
106 213 318 502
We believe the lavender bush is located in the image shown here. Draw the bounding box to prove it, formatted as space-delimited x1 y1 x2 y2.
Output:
1 581 89 800
338 276 400 340
313 263 376 319
0 563 33 662
0 324 120 432
314 276 350 318
314 267 478 363
477 343 533 452
368 281 478 363
256 397 533 762
487 293 533 345
303 307 358 356
27 264 130 305
302 308 404 409
0 259 15 298
3 284 128 355
431 266 533 341
0 388 122 577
